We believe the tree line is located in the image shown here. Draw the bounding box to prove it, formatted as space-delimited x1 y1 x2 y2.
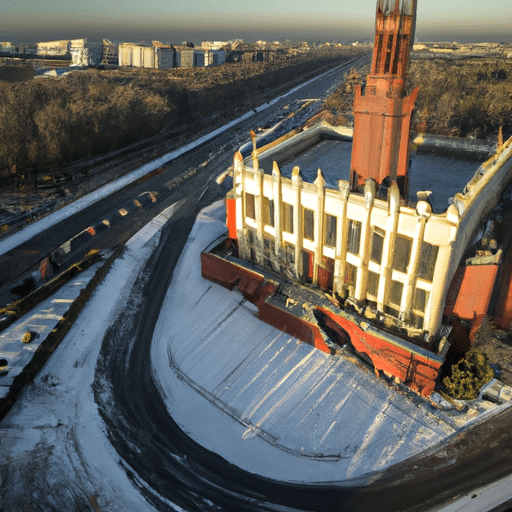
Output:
0 47 361 185
320 58 512 144
409 58 512 140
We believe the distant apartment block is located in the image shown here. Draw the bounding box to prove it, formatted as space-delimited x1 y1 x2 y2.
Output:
119 42 174 69
0 42 15 54
227 41 289 63
69 38 103 67
35 39 70 57
204 49 225 66
6 38 106 66
201 41 228 50
175 47 204 68
102 39 118 66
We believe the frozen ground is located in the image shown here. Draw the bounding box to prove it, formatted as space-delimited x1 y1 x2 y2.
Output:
0 260 104 399
0 202 182 510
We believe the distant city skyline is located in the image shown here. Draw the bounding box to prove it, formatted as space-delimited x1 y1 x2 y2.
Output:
2 0 511 45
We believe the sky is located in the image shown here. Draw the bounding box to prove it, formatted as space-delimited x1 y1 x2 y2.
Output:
1 0 511 45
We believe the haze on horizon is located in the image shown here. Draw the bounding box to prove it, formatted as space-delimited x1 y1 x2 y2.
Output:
2 0 511 45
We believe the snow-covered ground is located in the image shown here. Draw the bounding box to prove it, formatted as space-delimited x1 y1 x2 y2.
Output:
1 196 511 509
0 260 104 399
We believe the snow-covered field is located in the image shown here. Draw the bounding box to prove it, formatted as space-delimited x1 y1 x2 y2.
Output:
1 195 511 509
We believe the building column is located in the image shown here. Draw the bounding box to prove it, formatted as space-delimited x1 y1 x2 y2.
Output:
272 162 283 257
234 152 248 260
377 181 401 311
401 200 431 322
426 204 460 337
313 169 326 285
291 166 303 280
255 166 264 238
355 179 377 302
334 181 350 297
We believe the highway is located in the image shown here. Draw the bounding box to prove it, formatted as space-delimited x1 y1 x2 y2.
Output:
1 53 512 511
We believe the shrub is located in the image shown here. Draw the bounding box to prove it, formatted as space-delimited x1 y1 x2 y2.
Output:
442 348 494 399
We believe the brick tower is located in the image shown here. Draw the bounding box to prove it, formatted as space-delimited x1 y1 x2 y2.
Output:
350 0 419 201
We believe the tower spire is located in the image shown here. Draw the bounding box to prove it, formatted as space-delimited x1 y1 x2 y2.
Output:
350 0 419 201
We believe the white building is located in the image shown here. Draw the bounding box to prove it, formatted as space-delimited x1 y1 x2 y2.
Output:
229 123 512 342
35 39 70 57
119 42 174 69
204 49 225 66
69 38 103 67
0 42 15 54
175 48 204 68
201 41 228 50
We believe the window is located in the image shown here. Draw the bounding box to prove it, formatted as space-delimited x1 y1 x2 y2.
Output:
385 280 403 319
262 197 274 227
414 288 429 313
389 280 404 308
269 199 275 227
345 262 357 287
303 208 314 241
247 228 256 246
370 228 384 264
318 256 334 292
417 242 438 282
392 235 412 273
302 250 314 283
263 238 275 270
283 202 294 234
284 243 295 265
347 220 362 255
245 193 255 220
367 271 380 298
325 214 337 248
412 287 429 329
263 237 274 257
